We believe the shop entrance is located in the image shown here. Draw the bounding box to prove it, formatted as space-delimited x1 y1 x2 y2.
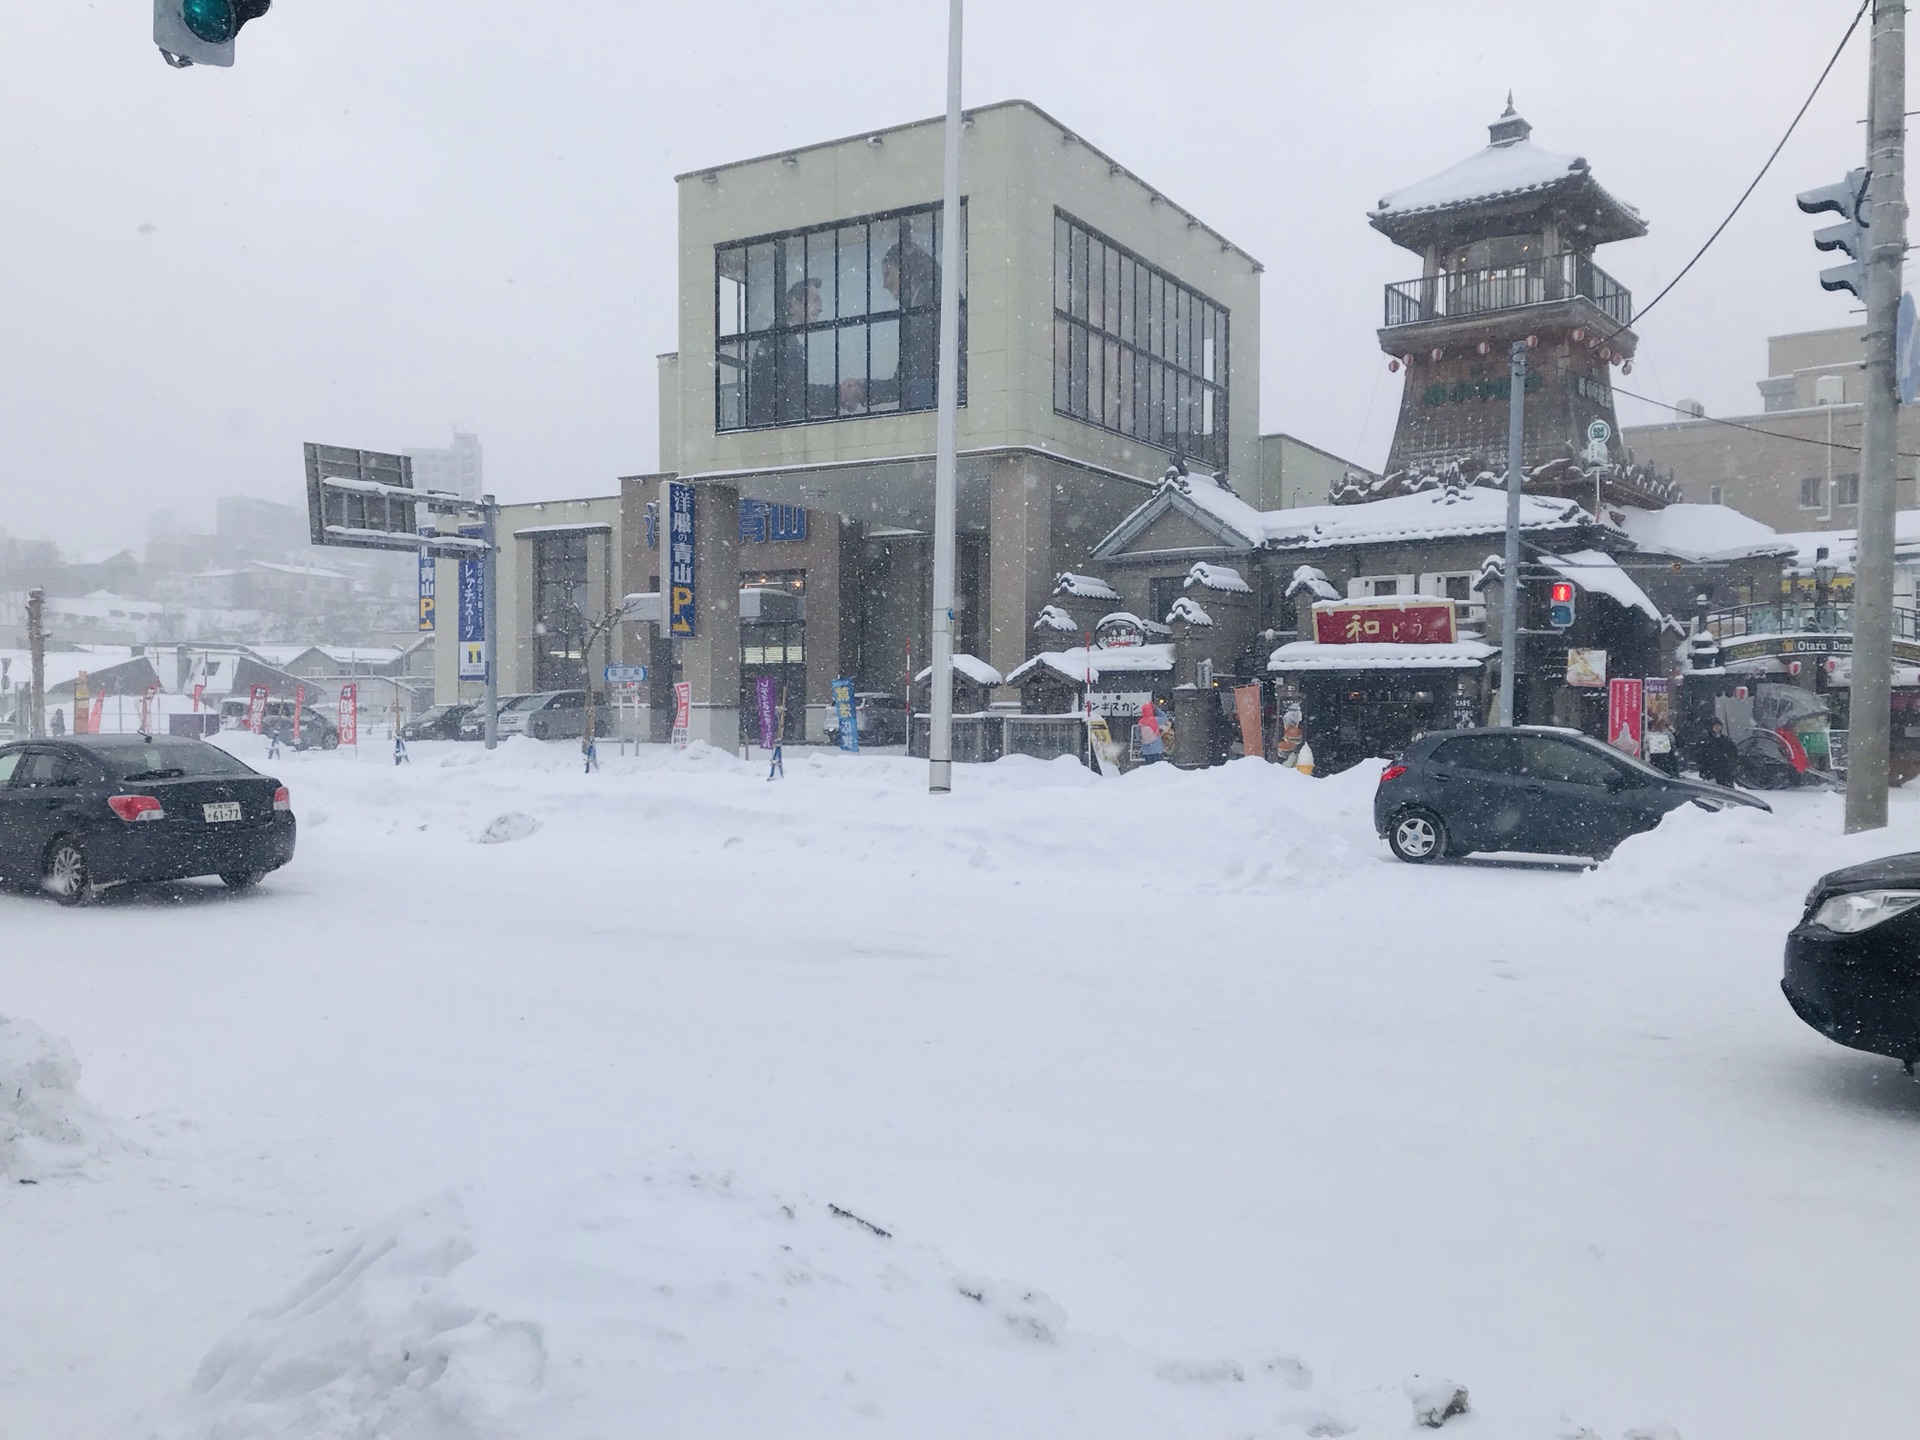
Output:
740 568 807 744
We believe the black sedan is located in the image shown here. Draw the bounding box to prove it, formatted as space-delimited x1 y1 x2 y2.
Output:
1374 726 1769 863
1783 854 1920 1070
0 735 295 904
401 704 475 742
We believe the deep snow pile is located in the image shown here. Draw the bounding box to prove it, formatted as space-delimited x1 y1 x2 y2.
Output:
2 733 1918 1440
165 1157 1420 1440
0 1014 113 1182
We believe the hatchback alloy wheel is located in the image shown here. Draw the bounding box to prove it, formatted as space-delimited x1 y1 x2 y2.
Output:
1389 810 1444 864
44 838 92 906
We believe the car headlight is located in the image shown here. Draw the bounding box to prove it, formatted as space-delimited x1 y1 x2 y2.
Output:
1810 889 1920 933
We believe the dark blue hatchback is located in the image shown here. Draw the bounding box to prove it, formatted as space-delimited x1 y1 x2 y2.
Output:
1374 726 1767 863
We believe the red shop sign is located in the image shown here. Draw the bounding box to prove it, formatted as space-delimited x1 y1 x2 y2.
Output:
1313 600 1456 646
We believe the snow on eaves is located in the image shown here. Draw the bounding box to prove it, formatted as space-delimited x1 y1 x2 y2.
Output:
1372 136 1635 221
912 654 1004 687
1053 571 1121 602
1033 604 1078 633
1540 550 1663 623
1267 639 1497 672
1005 644 1175 687
1165 597 1213 627
1184 561 1250 593
1614 504 1796 564
1285 566 1342 602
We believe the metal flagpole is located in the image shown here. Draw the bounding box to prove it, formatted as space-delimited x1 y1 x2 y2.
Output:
928 0 963 794
1847 0 1906 833
1498 340 1528 726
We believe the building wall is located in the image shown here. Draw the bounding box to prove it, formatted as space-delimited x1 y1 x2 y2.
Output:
666 100 1261 487
1765 326 1866 409
1252 433 1373 510
1624 403 1920 532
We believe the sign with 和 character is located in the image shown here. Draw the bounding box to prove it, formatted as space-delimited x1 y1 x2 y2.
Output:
668 482 696 638
1313 599 1456 646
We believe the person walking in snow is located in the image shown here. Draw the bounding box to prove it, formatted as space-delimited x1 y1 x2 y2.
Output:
1699 719 1739 788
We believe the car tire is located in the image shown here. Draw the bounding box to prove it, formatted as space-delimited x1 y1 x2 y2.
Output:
1387 808 1448 864
43 836 95 906
220 870 265 891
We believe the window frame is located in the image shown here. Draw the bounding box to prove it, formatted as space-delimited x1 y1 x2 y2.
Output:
1800 476 1825 509
1052 210 1230 470
713 201 967 436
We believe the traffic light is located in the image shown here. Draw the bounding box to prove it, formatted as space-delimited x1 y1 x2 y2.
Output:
1796 168 1870 300
154 0 270 68
1549 580 1576 629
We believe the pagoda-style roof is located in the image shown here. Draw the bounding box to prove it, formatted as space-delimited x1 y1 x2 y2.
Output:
1369 101 1646 252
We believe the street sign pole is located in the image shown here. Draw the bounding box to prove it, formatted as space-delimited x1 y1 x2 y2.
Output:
928 0 963 795
1848 0 1907 834
1498 340 1528 727
482 494 499 751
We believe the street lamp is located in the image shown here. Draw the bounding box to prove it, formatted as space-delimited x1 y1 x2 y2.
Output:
1814 545 1838 629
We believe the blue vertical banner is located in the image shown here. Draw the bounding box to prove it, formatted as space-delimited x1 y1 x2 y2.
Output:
831 677 859 753
417 531 436 631
668 482 696 637
457 553 486 679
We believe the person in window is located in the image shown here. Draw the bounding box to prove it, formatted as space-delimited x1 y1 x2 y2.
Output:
840 240 940 413
1644 711 1678 776
747 279 833 425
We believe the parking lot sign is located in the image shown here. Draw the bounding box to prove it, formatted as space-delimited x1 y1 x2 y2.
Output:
668 482 696 637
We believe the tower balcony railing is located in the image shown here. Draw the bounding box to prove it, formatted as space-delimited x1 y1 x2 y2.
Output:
1383 253 1633 330
1702 601 1920 644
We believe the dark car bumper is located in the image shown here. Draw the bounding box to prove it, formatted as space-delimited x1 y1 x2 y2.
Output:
88 814 297 886
1782 925 1920 1062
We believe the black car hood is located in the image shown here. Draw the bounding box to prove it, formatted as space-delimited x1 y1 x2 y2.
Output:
1665 776 1772 812
1809 851 1920 901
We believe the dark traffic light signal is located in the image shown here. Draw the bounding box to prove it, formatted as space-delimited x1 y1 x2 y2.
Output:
1549 581 1576 629
154 0 270 68
1796 168 1871 300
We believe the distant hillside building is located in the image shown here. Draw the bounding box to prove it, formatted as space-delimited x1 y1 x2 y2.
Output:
405 432 483 501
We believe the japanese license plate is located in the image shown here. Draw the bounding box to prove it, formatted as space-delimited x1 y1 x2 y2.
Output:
203 801 243 824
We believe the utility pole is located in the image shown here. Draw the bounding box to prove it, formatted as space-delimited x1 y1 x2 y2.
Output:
1498 341 1528 726
928 0 963 794
1849 0 1907 833
26 588 45 739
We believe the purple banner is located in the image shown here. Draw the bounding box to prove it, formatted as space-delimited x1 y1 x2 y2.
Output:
755 675 779 750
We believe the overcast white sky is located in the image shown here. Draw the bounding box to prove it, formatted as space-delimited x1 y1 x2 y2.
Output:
0 0 1895 553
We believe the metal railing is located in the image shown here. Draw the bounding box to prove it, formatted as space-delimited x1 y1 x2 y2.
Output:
1701 602 1920 643
909 714 1004 763
1384 253 1632 329
1004 715 1089 764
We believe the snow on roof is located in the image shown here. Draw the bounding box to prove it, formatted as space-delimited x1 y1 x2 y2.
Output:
44 591 166 619
1166 597 1213 627
512 522 614 538
1053 571 1120 601
1006 644 1175 687
250 560 351 580
1184 561 1250 594
1285 566 1342 602
1540 550 1663 622
1267 639 1497 673
1033 604 1079 633
1171 479 1590 551
0 649 156 690
1373 135 1593 218
912 654 1004 687
1771 511 1920 572
316 646 405 665
1613 504 1795 563
1096 611 1171 637
246 644 317 667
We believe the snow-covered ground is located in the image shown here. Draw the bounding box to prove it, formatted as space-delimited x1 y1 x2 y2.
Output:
2 737 1917 1439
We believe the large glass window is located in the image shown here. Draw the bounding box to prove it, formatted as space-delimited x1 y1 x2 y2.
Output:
716 203 966 433
532 531 591 692
1053 212 1228 470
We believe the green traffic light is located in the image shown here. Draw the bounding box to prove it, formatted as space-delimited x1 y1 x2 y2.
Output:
181 0 235 44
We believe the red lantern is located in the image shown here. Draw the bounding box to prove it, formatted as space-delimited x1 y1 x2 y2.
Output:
1525 334 1538 348
1623 360 1633 375
1571 328 1585 343
1403 354 1415 368
1599 346 1611 361
1788 660 1803 677
1388 358 1400 372
1476 341 1489 356
1431 348 1444 362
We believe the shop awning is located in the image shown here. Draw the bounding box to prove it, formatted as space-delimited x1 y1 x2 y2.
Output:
1267 640 1496 672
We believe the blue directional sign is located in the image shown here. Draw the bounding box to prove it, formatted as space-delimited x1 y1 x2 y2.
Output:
603 664 649 684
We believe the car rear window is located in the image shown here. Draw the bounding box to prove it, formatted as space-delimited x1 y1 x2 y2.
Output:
94 741 257 781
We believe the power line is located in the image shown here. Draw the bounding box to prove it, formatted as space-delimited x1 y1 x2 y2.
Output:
1614 381 1920 460
1614 0 1871 338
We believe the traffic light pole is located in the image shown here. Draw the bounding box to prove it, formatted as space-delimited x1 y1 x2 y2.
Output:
1498 341 1528 727
927 0 963 795
1848 0 1907 833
